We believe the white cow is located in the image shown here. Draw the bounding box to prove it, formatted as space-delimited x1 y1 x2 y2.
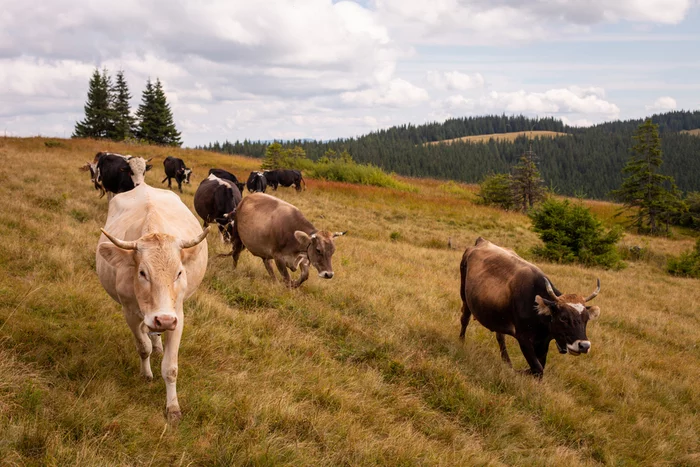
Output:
96 183 209 422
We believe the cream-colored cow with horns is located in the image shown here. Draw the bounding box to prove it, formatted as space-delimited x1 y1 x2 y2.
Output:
96 182 209 423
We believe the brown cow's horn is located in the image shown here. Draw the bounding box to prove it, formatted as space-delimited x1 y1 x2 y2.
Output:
585 278 601 302
544 278 558 300
179 227 210 249
332 231 347 238
101 229 138 250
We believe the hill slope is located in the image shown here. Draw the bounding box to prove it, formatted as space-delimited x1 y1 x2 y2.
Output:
0 138 699 465
425 130 569 145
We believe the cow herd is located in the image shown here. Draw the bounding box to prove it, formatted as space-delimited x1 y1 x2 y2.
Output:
82 151 603 422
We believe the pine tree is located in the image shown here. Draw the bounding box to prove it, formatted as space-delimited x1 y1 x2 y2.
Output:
262 142 284 169
110 70 135 141
610 119 682 235
511 147 546 211
135 78 182 146
73 68 113 139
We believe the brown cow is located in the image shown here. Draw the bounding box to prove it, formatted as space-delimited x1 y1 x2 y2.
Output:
460 237 601 377
230 193 345 287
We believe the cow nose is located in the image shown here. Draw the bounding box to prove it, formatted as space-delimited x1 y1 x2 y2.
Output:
153 314 177 331
319 271 334 279
578 341 591 353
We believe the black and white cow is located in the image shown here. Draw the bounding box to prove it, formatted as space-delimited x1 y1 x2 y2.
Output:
162 156 192 193
194 173 242 243
208 168 245 194
81 152 152 199
246 171 267 193
263 169 305 192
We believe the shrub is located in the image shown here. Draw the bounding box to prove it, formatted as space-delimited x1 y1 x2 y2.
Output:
308 161 415 191
667 239 700 278
44 140 63 148
476 173 514 210
529 199 624 269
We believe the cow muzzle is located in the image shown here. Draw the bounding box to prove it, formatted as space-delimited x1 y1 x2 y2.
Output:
318 271 334 279
146 313 178 332
566 340 591 356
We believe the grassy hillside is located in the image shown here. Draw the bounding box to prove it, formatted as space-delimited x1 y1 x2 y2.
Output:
0 137 699 465
424 131 569 145
680 128 700 136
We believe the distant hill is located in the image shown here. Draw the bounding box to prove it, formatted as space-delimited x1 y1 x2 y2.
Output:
425 131 569 145
680 129 700 136
202 111 700 199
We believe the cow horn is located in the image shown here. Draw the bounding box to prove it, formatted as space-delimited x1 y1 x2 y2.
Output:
585 278 601 302
544 278 558 300
333 231 347 238
179 227 210 249
146 157 153 163
101 229 138 250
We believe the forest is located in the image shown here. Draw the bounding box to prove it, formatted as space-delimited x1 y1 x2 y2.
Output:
200 111 700 199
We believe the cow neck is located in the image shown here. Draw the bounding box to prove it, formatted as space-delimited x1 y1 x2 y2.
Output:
142 205 167 235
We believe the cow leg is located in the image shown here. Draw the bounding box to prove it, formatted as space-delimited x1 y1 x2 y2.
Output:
177 180 182 193
459 303 471 340
534 338 549 369
231 237 245 268
162 310 184 423
496 333 512 366
263 259 277 280
168 178 172 189
274 258 292 286
123 308 154 381
161 176 168 184
150 333 163 356
292 259 310 288
515 335 544 377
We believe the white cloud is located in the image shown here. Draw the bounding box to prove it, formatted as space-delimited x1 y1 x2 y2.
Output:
340 79 429 107
645 96 677 112
477 87 620 117
427 71 484 91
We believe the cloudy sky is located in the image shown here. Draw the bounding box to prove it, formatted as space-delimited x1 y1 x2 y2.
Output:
1 0 699 146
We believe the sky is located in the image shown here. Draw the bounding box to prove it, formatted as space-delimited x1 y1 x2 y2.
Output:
1 0 699 147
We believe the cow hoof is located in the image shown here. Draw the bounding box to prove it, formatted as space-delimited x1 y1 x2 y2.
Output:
143 373 154 382
167 408 182 425
519 369 543 379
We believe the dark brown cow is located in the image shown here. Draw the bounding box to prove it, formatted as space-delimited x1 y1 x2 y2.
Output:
230 193 345 287
459 237 601 377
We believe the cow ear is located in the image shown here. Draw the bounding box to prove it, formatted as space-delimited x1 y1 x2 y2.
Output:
98 243 135 269
294 230 311 248
587 306 601 320
146 165 153 172
535 295 556 316
214 217 228 225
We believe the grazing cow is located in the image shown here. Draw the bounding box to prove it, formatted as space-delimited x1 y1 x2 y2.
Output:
264 169 305 192
194 173 242 243
208 168 246 193
81 152 152 199
96 183 209 422
230 193 346 287
246 171 267 193
162 156 193 193
459 237 601 377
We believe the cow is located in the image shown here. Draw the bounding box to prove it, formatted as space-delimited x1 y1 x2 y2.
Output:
459 237 601 377
162 156 193 193
194 173 242 243
208 168 245 193
96 183 209 423
80 152 152 200
263 169 305 192
230 193 346 287
246 171 267 193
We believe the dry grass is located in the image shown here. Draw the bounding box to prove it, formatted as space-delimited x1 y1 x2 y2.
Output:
425 131 569 146
0 137 699 465
680 129 700 136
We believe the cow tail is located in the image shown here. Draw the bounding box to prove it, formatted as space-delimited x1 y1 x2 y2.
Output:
301 175 306 191
459 254 468 304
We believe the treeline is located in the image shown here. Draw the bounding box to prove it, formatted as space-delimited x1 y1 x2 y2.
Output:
73 68 181 146
200 111 700 199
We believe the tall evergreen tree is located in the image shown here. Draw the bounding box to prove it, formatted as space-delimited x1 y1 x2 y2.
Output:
73 68 113 139
511 147 546 211
135 78 182 146
110 70 135 141
610 119 682 235
262 142 284 169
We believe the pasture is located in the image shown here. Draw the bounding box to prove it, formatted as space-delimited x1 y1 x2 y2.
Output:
424 131 569 146
0 137 698 465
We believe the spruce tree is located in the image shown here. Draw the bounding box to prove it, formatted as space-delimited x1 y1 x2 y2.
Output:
262 142 284 169
73 68 113 139
110 70 135 141
135 78 182 146
511 147 546 211
610 119 681 235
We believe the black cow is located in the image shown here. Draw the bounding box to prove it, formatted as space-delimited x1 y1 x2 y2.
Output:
208 168 245 193
162 156 192 193
460 237 602 377
246 171 267 193
194 174 242 243
81 152 152 199
263 169 305 192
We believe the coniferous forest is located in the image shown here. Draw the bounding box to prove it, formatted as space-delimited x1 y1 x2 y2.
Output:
200 112 700 199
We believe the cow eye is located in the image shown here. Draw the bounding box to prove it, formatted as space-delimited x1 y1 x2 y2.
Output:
139 270 147 280
176 270 183 280
316 247 322 254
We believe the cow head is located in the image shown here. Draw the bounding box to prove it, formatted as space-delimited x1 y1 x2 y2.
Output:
183 168 192 184
214 211 236 243
121 157 152 186
80 161 105 197
294 230 346 279
98 227 210 333
536 278 601 356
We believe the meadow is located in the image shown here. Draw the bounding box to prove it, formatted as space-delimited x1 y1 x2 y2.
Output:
0 137 698 465
424 131 569 146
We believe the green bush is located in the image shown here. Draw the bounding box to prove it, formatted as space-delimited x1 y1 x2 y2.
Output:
476 173 514 210
529 199 625 269
308 161 415 191
667 239 700 278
